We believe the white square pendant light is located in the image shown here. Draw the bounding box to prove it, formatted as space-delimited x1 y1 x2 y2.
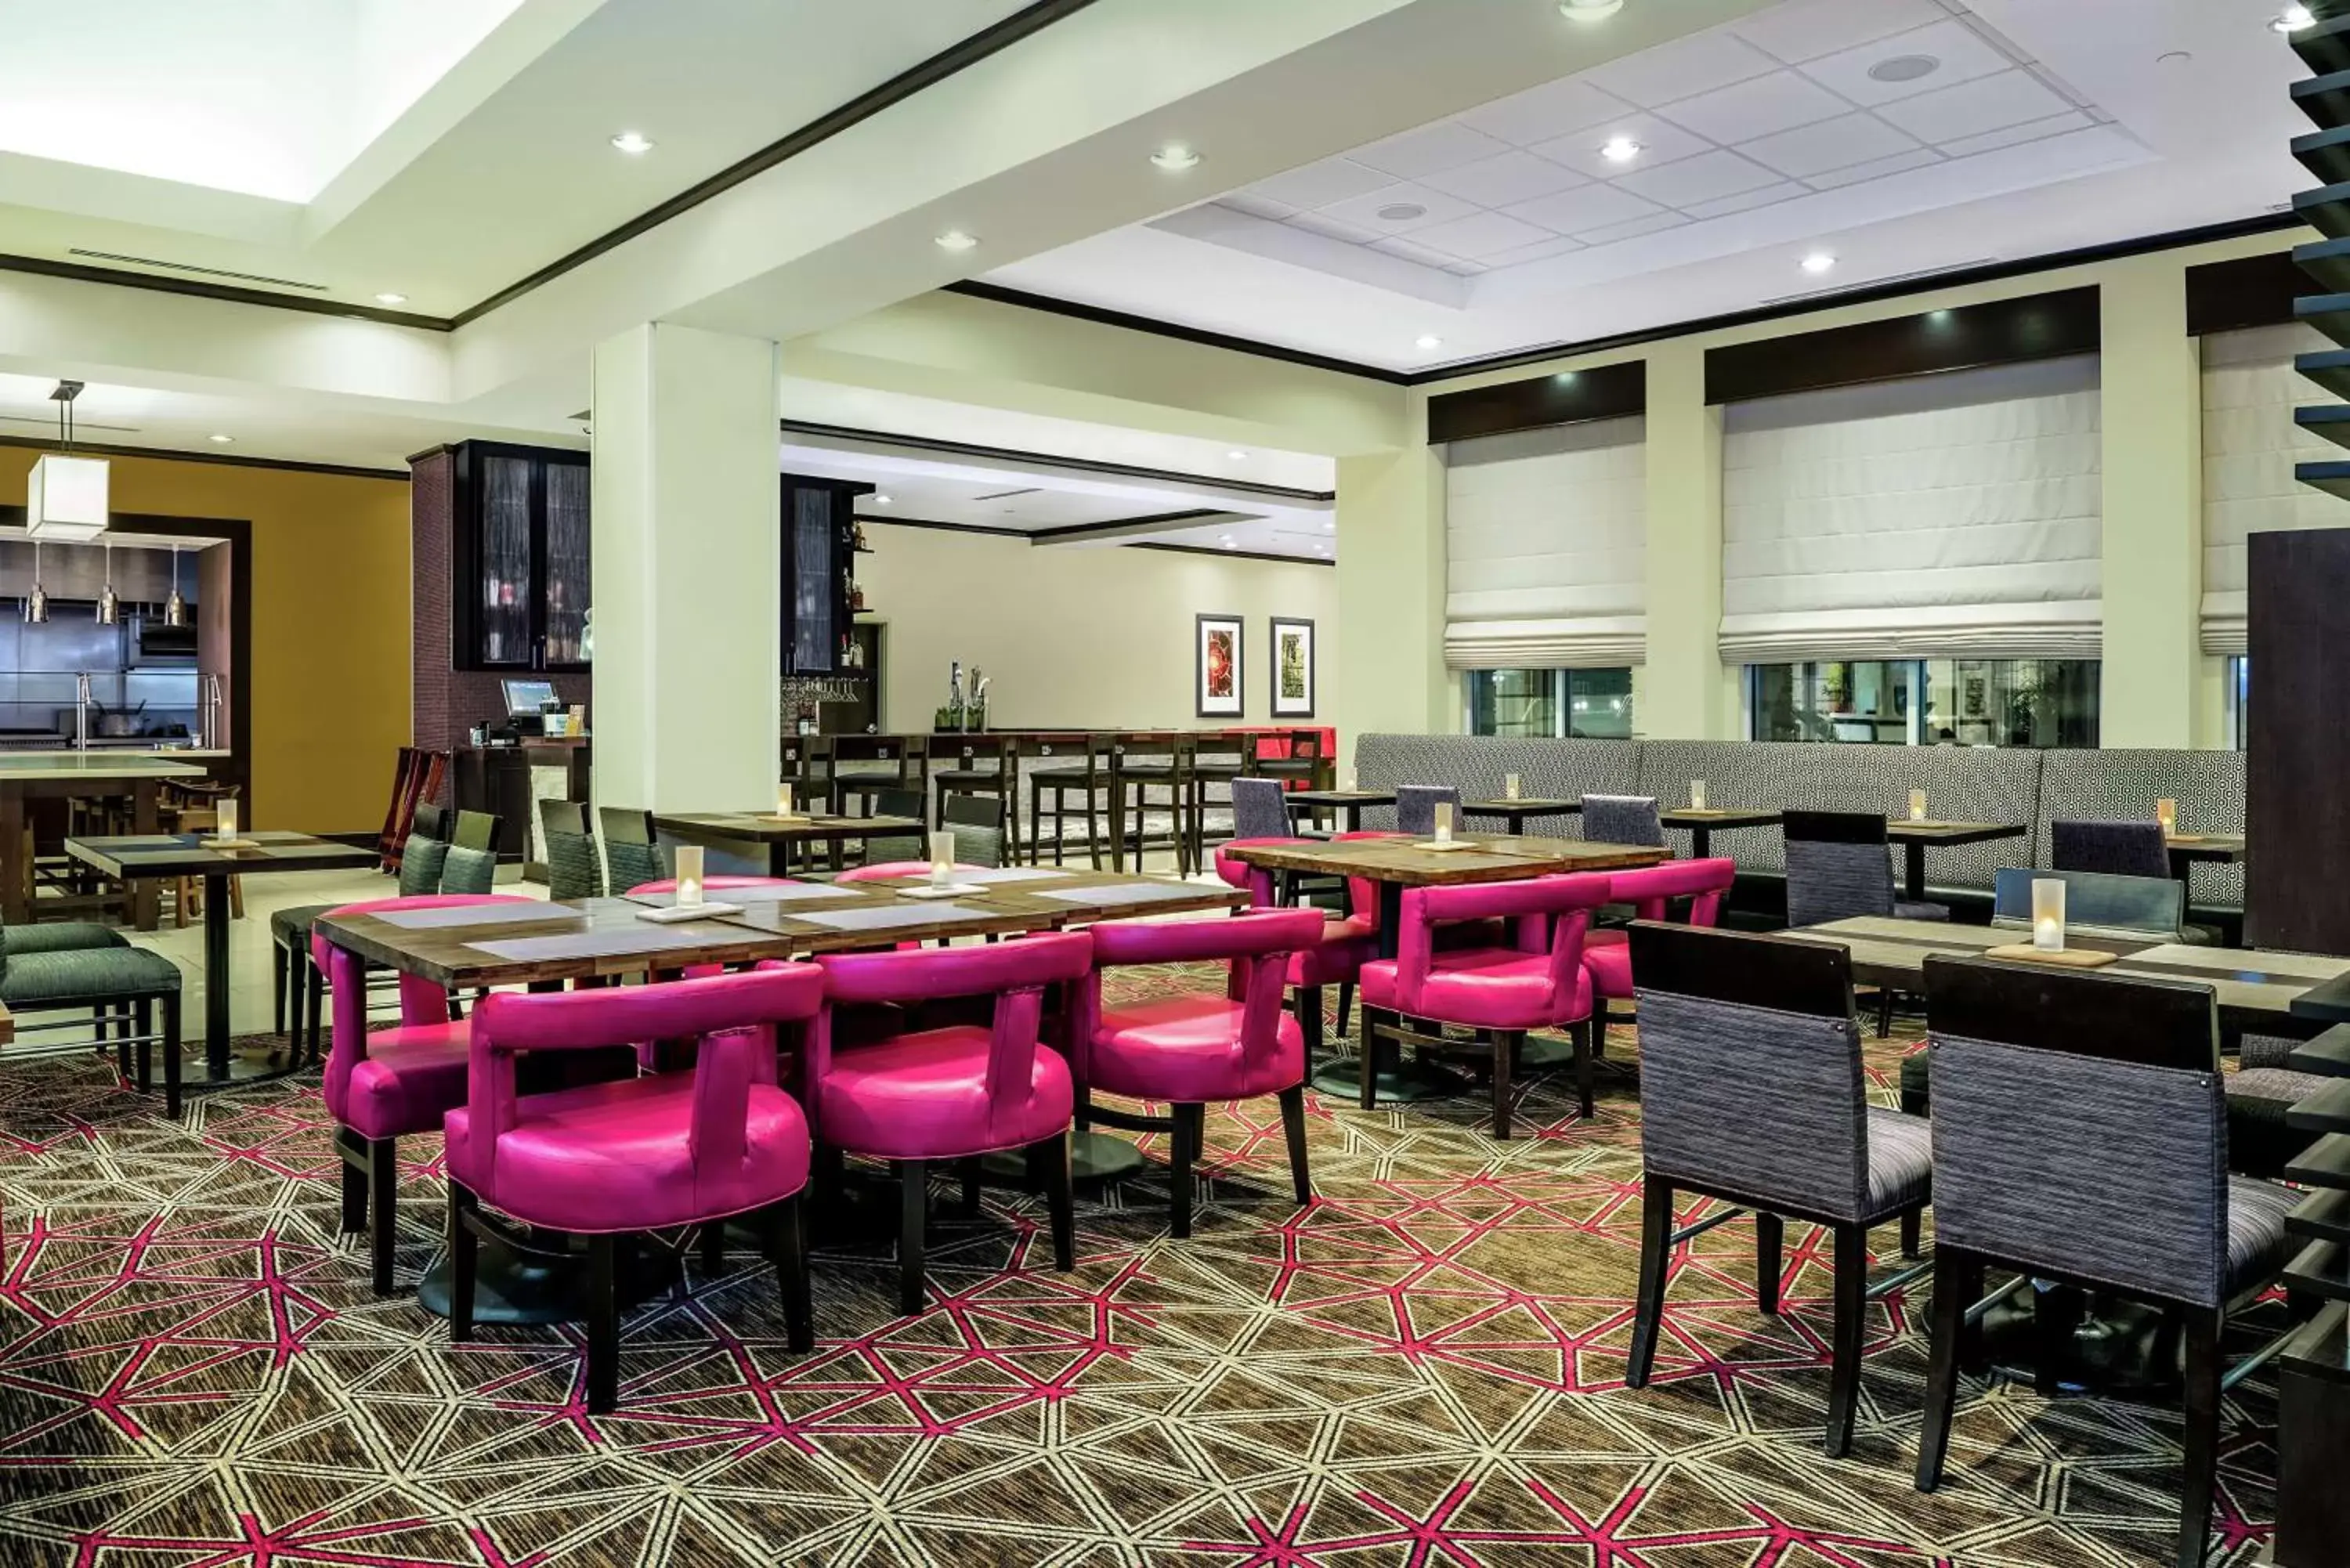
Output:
26 453 109 541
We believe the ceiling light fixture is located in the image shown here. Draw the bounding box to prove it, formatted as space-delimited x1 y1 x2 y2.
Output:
1560 0 1624 20
96 537 118 627
1415 334 1444 350
373 291 407 306
1867 54 1940 83
164 544 186 629
2275 5 2317 33
207 434 233 445
26 381 107 544
610 131 654 154
1227 450 1249 461
1600 135 1643 163
1376 203 1427 222
1151 143 1201 171
873 493 893 505
21 540 45 625
1800 251 1838 275
935 229 979 252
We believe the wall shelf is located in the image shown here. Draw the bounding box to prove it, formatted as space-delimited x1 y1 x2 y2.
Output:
2297 15 2350 78
2302 124 2350 186
2297 181 2350 241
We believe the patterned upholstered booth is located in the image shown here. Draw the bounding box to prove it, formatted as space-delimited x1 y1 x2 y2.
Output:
2036 747 2243 919
1355 735 1639 833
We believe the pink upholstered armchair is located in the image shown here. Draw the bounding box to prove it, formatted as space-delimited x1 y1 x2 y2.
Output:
804 933 1095 1315
1069 907 1326 1237
1358 873 1614 1136
1213 834 1383 1053
313 893 537 1296
442 964 827 1414
1581 858 1734 1054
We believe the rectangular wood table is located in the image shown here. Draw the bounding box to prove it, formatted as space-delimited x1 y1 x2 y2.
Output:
1 753 209 930
2167 832 2245 890
65 830 381 1087
1284 789 1394 833
1658 807 1781 858
650 811 927 876
1885 819 2030 903
1459 798 1583 833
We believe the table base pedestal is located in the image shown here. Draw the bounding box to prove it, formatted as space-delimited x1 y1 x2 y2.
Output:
182 1040 312 1093
1310 1053 1471 1103
415 1232 676 1327
979 1129 1148 1188
1979 1285 2176 1398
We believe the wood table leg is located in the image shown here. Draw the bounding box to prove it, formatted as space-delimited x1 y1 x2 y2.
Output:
1904 841 1929 905
131 782 161 931
0 790 26 928
204 870 232 1078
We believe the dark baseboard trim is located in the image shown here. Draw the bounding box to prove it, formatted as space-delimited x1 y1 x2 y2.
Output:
786 418 1336 502
942 279 1410 385
0 432 409 483
0 251 448 330
1130 540 1331 568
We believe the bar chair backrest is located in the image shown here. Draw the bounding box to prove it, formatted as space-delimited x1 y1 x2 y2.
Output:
1395 785 1462 836
859 787 927 866
942 792 1007 868
1630 923 1879 1222
2050 818 2172 881
1990 866 2186 940
1582 794 1664 847
1782 809 1896 927
1922 954 2229 1305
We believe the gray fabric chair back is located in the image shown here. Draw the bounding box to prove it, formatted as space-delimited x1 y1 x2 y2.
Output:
439 844 498 895
1231 777 1293 840
1582 794 1663 847
1990 867 2184 938
597 806 668 893
2050 818 2171 880
1783 810 1895 927
860 787 927 866
396 835 448 897
539 799 606 901
1631 923 1874 1220
942 792 1007 868
410 801 449 842
1395 785 1462 836
1923 955 2229 1306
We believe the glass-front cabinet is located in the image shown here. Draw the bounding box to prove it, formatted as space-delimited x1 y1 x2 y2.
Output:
450 442 591 672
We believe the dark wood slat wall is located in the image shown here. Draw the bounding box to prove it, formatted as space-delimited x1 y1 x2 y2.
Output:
1701 286 2101 405
1426 359 1646 443
2247 528 2350 955
2185 251 2306 335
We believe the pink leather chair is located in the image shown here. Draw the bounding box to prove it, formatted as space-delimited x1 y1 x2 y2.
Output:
313 894 536 1295
806 934 1094 1314
442 965 826 1413
1357 873 1614 1136
1213 836 1381 1055
1581 858 1734 1053
1072 907 1325 1237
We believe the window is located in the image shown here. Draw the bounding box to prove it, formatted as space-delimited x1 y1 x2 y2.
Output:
1745 659 2099 748
2229 656 2249 751
1466 668 1633 739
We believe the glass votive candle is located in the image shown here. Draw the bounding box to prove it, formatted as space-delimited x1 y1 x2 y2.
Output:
675 844 706 909
215 797 238 840
1909 789 1928 822
2156 797 2178 836
1342 770 1358 793
1503 772 1522 800
1690 779 1708 811
1433 802 1455 844
2031 876 2066 952
928 832 956 888
776 782 795 819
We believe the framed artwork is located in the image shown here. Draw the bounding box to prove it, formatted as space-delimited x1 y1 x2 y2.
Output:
1195 613 1244 719
1270 616 1315 718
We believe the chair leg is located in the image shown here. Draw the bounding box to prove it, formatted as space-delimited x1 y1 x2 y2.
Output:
1627 1173 1673 1388
1027 1133 1075 1271
1825 1221 1868 1458
958 1156 983 1219
1756 1211 1784 1316
160 992 180 1119
774 1193 814 1353
1574 1017 1596 1119
1335 981 1354 1040
338 1134 368 1234
447 1182 479 1342
898 1159 927 1315
1358 1010 1382 1112
1914 1245 1969 1494
1491 1029 1518 1141
1278 1084 1311 1207
1297 985 1323 1061
1875 989 1894 1039
2176 1306 2222 1568
272 941 287 1036
700 1223 726 1278
1900 1209 1923 1260
306 957 325 1060
113 1005 135 1086
1170 1102 1206 1239
584 1234 619 1414
367 1136 399 1296
285 953 305 1050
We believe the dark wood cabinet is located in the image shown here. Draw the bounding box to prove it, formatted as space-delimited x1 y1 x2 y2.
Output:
449 442 590 673
781 475 870 675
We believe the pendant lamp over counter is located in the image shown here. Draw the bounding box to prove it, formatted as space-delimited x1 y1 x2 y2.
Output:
164 543 187 628
25 381 108 543
23 540 48 625
96 537 118 626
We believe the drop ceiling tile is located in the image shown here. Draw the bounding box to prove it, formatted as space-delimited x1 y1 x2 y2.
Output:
1576 211 1693 247
1457 75 1637 146
1530 114 1715 179
1350 121 1517 180
1656 70 1854 143
1797 18 2012 107
1217 191 1298 220
1420 150 1588 207
1613 148 1782 208
1244 157 1393 211
1802 145 1944 190
1875 69 2070 143
1408 208 1562 259
1476 234 1585 269
1504 182 1668 236
1744 112 1922 178
1369 236 1462 269
1938 110 2092 160
1583 28 1781 108
1731 0 1947 64
1315 181 1481 235
1285 211 1380 244
1683 181 1810 219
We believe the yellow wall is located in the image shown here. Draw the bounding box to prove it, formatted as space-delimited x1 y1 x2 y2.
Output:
0 449 411 832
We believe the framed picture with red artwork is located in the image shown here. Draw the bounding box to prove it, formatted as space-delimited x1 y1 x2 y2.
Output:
1195 613 1244 719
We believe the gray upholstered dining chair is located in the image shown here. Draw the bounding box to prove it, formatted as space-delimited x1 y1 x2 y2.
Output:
1625 923 1932 1458
1784 810 1943 1037
539 799 606 901
1915 955 2298 1568
598 807 668 894
1989 865 2185 940
1231 776 1295 840
2050 818 2172 880
859 788 927 868
942 793 1008 869
1394 785 1462 836
1581 794 1663 847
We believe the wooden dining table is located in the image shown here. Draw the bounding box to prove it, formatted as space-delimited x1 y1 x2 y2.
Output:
0 753 209 929
1658 807 1781 858
650 811 927 876
1884 818 2030 903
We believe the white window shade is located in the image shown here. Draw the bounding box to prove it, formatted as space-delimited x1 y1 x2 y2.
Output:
2200 323 2336 656
1444 417 1644 670
1719 356 2102 663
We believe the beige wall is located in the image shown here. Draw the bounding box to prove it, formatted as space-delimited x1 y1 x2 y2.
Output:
856 523 1339 731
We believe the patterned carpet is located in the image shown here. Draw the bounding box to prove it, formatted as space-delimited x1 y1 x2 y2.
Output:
0 968 2283 1568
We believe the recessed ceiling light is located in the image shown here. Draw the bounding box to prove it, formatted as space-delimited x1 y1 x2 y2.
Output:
1800 251 1838 275
207 434 233 445
1415 334 1444 350
873 493 893 504
2275 5 2317 33
1321 520 1336 531
1600 135 1643 164
1151 143 1201 171
1560 0 1624 20
1867 54 1940 83
610 131 654 154
1376 203 1427 222
1227 450 1248 461
1221 538 1238 549
935 229 979 252
373 291 407 306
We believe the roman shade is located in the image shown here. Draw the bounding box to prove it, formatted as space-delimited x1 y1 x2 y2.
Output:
1443 417 1645 670
1719 356 2103 663
2200 323 2334 656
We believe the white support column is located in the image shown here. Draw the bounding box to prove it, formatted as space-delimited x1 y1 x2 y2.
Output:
590 323 783 812
2099 256 2204 748
1334 435 1448 757
1641 341 1732 738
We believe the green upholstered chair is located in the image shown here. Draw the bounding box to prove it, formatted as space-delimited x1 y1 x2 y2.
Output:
2 942 183 1113
598 807 667 894
4 922 127 956
540 799 605 901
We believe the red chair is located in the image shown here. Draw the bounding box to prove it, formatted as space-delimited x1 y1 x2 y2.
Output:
1581 858 1735 1052
314 894 537 1295
1358 873 1614 1136
805 934 1094 1314
1213 836 1381 1053
1072 908 1326 1237
442 966 826 1413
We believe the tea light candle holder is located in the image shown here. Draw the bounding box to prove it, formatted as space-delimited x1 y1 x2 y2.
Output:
214 798 238 841
2156 797 2178 836
2031 876 2066 952
1341 770 1358 793
1690 779 1708 811
675 844 706 910
928 832 956 889
776 783 796 820
1433 803 1455 844
1909 789 1928 822
1503 773 1522 801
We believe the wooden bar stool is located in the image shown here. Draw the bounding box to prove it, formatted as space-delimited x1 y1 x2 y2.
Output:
932 736 1022 864
1186 734 1249 870
1251 729 1329 792
1116 737 1198 876
1028 735 1116 867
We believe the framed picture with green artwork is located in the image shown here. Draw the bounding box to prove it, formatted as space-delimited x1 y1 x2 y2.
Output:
1270 616 1314 719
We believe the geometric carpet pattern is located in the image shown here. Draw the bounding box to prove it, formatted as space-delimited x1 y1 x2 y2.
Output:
0 967 2279 1567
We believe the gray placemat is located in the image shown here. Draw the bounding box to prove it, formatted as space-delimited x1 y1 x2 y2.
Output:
468 925 735 962
374 901 580 930
1036 881 1209 909
953 867 1076 885
628 883 861 909
795 901 985 931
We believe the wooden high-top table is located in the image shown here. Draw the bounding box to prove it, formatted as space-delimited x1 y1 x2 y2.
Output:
0 753 208 930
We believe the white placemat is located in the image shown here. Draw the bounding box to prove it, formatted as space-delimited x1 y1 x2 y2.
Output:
469 926 730 962
628 883 859 908
374 901 581 930
952 866 1075 885
1036 882 1208 909
796 901 985 931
